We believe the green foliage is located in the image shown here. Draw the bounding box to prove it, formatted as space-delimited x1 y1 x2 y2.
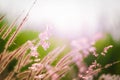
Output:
8 30 39 51
0 15 120 80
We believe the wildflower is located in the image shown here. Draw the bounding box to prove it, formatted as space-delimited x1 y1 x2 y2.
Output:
40 40 50 50
99 74 120 80
30 46 38 57
39 31 49 41
38 26 52 50
34 74 45 79
29 63 43 71
101 45 113 56
39 26 52 41
27 40 34 47
30 51 38 58
89 47 98 57
103 45 113 53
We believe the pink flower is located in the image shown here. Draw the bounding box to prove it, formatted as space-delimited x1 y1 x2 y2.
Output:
31 51 38 58
101 45 113 56
41 41 50 50
30 46 38 57
38 26 52 51
35 74 45 79
29 63 43 71
104 45 113 53
51 73 59 80
39 26 52 41
39 31 49 41
39 40 50 49
27 40 34 47
89 47 98 57
30 46 37 51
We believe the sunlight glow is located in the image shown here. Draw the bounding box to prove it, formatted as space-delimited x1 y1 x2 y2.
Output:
28 0 100 38
0 0 101 38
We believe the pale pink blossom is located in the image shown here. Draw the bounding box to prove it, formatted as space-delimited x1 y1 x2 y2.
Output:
99 74 120 80
51 73 59 80
39 31 49 41
101 45 113 56
29 63 43 71
28 66 37 71
30 51 38 58
38 26 52 51
27 40 34 47
39 26 52 41
103 45 113 53
41 41 50 50
89 47 98 57
34 74 45 79
30 46 38 57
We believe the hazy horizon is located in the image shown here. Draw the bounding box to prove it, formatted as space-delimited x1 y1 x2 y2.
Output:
0 0 120 40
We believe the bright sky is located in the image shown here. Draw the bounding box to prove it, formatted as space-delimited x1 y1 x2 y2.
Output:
0 0 120 39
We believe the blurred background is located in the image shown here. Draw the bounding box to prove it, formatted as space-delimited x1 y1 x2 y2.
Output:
0 0 120 40
0 0 120 79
